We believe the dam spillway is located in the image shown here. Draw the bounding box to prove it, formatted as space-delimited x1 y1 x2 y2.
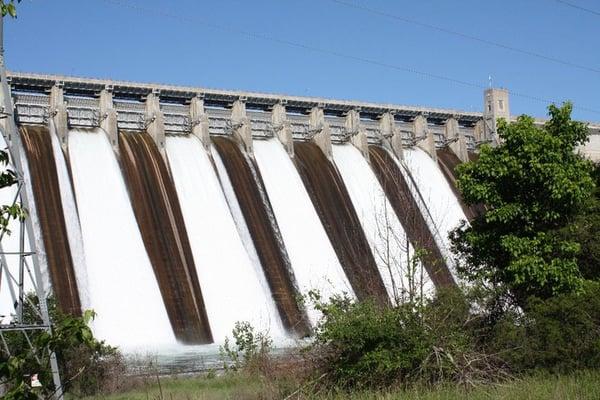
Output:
21 125 81 315
293 141 389 306
253 139 353 325
212 137 310 338
368 146 454 288
0 72 498 353
68 128 177 349
119 131 212 344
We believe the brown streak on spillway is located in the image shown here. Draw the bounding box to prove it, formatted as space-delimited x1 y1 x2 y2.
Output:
119 131 212 344
368 146 456 288
20 126 82 315
436 148 485 220
292 141 389 305
211 137 310 337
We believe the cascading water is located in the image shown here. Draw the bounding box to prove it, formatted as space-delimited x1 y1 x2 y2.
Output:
436 148 484 220
119 131 212 344
50 126 90 311
211 137 309 337
332 144 431 302
166 135 285 341
403 148 467 259
68 128 176 350
21 126 81 315
293 141 389 305
368 146 455 287
253 139 354 324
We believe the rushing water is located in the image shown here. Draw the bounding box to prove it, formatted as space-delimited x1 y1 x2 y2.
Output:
211 137 309 337
368 146 454 287
254 139 353 324
68 128 177 350
50 125 91 312
333 144 433 302
166 136 285 342
403 148 467 265
21 126 81 314
293 141 389 305
119 131 212 344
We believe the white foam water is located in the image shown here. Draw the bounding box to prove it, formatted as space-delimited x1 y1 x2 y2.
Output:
253 139 354 324
402 148 467 262
68 128 176 350
166 136 284 342
49 125 90 311
333 144 433 303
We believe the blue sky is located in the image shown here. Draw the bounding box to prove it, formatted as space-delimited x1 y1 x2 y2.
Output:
4 0 600 121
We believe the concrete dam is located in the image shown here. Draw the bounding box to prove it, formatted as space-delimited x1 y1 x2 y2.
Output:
1 72 598 353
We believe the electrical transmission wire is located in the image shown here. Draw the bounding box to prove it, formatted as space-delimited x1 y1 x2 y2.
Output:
327 0 600 75
96 0 600 116
554 0 600 17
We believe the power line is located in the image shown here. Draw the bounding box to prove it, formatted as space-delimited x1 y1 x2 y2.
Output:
95 0 600 116
327 0 600 75
554 0 600 17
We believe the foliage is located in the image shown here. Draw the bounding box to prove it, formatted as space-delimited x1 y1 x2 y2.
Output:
219 321 273 374
307 290 507 391
311 295 430 390
0 0 19 18
489 280 600 373
56 370 600 400
451 103 594 301
552 162 600 281
0 295 125 398
0 149 25 236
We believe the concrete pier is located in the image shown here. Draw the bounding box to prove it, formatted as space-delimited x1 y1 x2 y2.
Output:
444 117 468 162
190 94 211 150
49 82 68 152
345 109 369 159
230 99 253 153
308 106 332 159
414 114 437 161
379 111 403 159
271 102 294 156
99 86 119 153
144 89 166 156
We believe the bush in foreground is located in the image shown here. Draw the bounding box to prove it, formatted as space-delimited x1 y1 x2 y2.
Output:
0 295 126 399
306 290 509 391
490 280 600 373
303 282 600 393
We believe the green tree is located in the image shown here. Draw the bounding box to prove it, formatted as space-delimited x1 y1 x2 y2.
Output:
451 103 594 302
552 162 600 281
0 0 19 18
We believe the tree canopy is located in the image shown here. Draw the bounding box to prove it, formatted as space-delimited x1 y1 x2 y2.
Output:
0 0 19 18
451 103 595 301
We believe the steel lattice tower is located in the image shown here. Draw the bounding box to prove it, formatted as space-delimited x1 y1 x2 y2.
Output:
0 15 64 400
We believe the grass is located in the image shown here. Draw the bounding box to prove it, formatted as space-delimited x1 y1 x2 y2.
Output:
78 370 600 400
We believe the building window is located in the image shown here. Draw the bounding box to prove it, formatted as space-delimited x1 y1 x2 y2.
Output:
488 102 492 112
498 99 504 111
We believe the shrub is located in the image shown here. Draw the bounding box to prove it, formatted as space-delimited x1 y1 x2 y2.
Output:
0 295 126 398
490 280 600 373
220 321 273 375
307 290 507 391
311 296 430 390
